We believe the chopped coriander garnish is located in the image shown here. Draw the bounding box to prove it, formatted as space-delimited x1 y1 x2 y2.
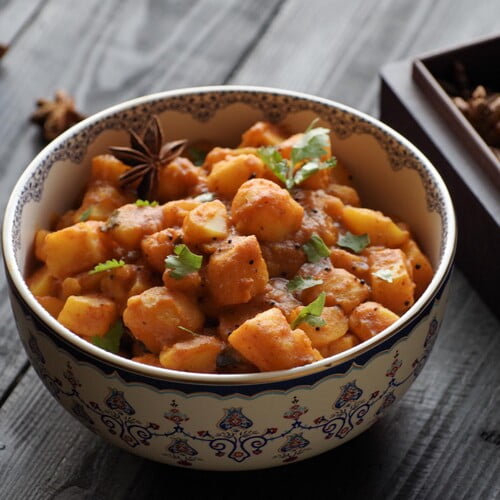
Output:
257 146 291 188
187 146 207 166
291 292 327 329
89 259 125 275
286 275 323 292
373 269 394 283
194 192 216 203
292 157 336 186
165 244 203 279
91 321 124 354
302 233 331 263
178 325 201 336
135 199 159 207
291 125 331 166
337 231 370 254
257 120 336 190
79 207 92 222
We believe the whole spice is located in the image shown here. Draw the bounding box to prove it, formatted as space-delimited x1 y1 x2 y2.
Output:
452 85 500 155
441 61 500 160
109 115 187 200
31 90 86 142
0 43 8 59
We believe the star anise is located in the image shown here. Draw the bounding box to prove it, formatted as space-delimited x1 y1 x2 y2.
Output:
110 116 187 200
31 90 86 142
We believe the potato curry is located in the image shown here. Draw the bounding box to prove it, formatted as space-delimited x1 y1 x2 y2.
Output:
27 118 434 374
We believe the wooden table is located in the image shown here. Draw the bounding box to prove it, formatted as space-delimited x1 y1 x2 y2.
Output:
1 1 499 498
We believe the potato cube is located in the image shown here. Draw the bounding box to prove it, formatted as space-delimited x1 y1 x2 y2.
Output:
162 268 202 295
162 199 200 228
231 178 304 242
157 157 202 202
141 227 182 273
100 264 155 313
206 235 269 306
57 295 117 337
329 247 370 281
44 221 111 279
90 154 129 187
239 121 287 147
342 206 409 247
36 296 64 318
34 229 50 262
349 301 399 341
289 305 348 348
203 146 258 170
319 332 360 357
207 154 265 198
123 287 204 353
75 182 131 222
159 336 224 373
326 184 361 207
401 239 434 298
261 240 306 279
228 307 321 371
27 265 58 297
107 203 165 250
182 200 228 245
368 248 415 315
300 265 370 314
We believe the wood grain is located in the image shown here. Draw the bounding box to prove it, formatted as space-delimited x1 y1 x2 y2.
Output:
0 0 46 49
1 0 500 498
230 0 500 116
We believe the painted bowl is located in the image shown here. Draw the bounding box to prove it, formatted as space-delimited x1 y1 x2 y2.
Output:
2 86 456 471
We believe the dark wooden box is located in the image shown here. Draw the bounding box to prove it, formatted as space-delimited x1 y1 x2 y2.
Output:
379 38 500 319
412 34 500 189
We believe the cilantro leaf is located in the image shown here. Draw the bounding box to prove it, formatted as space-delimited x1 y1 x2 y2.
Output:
372 269 394 283
257 146 290 186
291 126 331 165
194 192 216 203
187 146 207 166
178 325 200 336
79 207 92 222
302 233 331 263
337 231 370 254
89 259 125 275
91 321 124 354
286 275 323 292
165 244 203 279
135 199 159 207
293 157 336 186
291 292 327 329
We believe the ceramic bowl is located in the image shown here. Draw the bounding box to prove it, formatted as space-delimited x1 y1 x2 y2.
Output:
2 86 456 471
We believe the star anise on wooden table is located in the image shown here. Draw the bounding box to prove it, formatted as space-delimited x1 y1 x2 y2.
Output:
110 115 187 200
31 90 86 142
0 44 8 59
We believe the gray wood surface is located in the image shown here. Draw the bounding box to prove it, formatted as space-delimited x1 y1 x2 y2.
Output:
1 1 499 498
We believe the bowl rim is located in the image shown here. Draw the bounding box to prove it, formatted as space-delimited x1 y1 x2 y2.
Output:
2 84 457 385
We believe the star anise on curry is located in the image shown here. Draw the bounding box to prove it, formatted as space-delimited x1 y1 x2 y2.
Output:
110 115 187 200
31 90 86 142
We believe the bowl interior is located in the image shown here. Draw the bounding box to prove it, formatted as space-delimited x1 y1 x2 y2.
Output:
3 86 455 381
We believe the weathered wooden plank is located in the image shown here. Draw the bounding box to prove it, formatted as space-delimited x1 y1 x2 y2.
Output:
0 0 46 50
230 0 500 116
0 0 283 402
